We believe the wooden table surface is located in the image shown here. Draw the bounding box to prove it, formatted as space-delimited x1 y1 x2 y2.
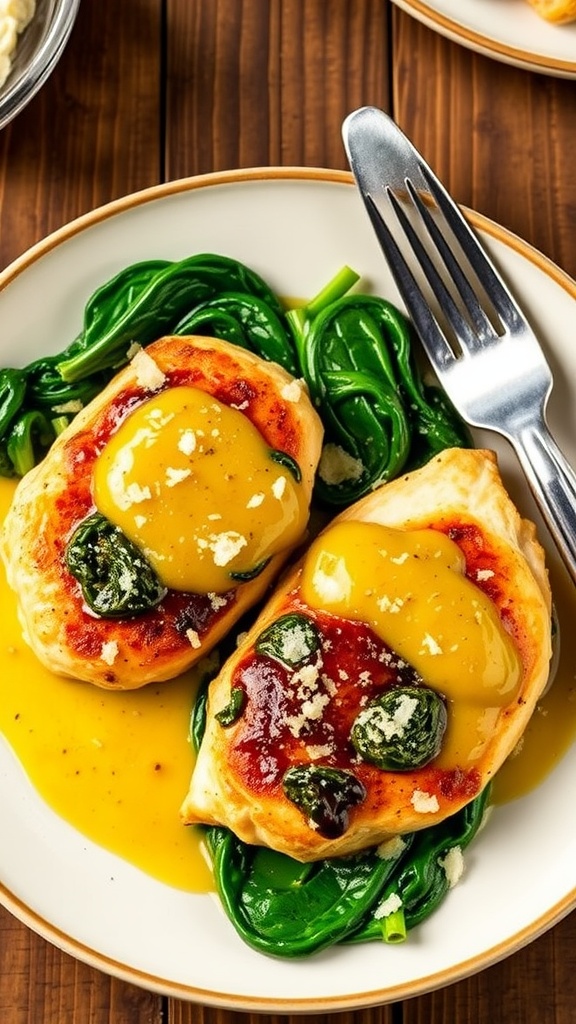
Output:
1 2 576 1021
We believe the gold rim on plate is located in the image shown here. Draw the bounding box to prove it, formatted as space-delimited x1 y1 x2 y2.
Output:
392 0 576 77
1 166 575 1011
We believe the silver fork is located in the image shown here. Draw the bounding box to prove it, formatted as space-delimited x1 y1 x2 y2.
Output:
342 105 576 587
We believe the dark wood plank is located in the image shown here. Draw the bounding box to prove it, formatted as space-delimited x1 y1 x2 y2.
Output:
403 910 576 1024
0 0 162 269
393 10 576 1024
391 9 576 279
169 1008 396 1024
165 0 391 177
0 907 163 1024
0 0 165 1018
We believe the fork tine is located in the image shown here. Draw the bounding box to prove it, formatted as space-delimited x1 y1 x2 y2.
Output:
404 178 498 347
420 163 523 330
385 185 494 353
364 193 456 372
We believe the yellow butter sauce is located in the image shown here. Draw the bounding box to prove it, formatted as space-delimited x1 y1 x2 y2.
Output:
301 520 523 769
0 478 213 894
1 477 576 894
492 560 576 803
301 517 576 800
301 520 522 706
94 385 307 594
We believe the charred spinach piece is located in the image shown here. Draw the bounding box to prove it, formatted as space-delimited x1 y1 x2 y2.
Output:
215 687 246 727
6 409 55 476
287 277 471 506
351 685 447 771
269 449 302 482
282 764 366 839
255 612 321 666
65 512 167 617
56 254 290 383
192 657 490 957
0 368 27 437
229 557 271 583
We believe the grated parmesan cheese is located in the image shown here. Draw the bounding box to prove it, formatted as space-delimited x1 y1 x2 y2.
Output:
421 632 443 656
390 552 410 565
374 893 403 920
294 662 321 697
377 594 404 614
100 640 119 666
165 466 192 487
321 674 338 697
186 629 201 649
438 845 464 888
317 443 364 485
305 743 335 760
312 559 353 604
207 531 247 566
123 481 152 506
280 379 304 403
131 348 167 391
376 835 407 860
354 692 418 745
271 476 287 499
276 623 317 666
178 429 197 455
476 568 495 581
411 789 440 814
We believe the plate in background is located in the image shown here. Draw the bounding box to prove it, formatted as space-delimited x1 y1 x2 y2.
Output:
392 0 576 77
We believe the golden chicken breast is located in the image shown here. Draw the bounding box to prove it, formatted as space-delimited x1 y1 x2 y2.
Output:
1 335 323 689
181 448 552 861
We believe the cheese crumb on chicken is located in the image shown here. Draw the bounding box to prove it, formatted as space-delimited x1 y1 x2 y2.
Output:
411 789 440 814
131 348 167 391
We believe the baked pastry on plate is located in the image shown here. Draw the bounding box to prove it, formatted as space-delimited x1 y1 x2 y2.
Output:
1 336 322 688
181 448 552 861
526 0 576 22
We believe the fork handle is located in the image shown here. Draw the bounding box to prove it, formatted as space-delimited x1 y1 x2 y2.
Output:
513 420 576 586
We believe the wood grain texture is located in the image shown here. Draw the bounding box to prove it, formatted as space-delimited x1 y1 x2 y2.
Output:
403 910 576 1024
168 1008 397 1024
165 0 391 176
0 0 165 1017
0 909 162 1024
0 0 162 269
391 9 576 279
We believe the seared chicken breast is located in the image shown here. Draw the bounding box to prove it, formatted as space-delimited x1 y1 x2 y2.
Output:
1 335 323 689
181 448 552 861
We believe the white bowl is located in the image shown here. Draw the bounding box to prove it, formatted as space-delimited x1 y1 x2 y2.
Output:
0 0 81 130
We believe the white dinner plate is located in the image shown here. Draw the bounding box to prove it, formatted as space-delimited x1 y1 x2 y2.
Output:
1 168 576 1010
392 0 576 77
